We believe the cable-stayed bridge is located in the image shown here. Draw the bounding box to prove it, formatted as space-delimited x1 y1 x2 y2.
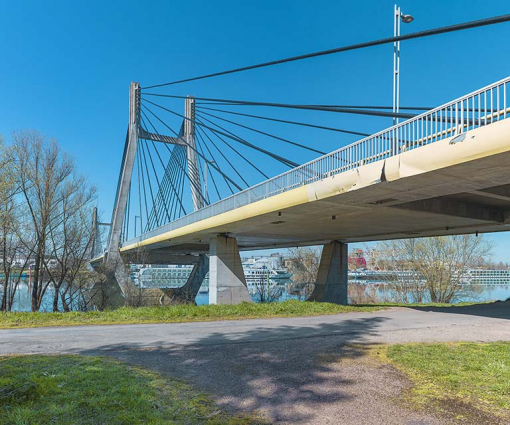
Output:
90 75 510 306
88 14 510 307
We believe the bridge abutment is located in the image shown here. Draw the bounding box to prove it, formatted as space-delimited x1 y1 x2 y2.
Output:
209 235 252 305
92 250 133 309
308 241 348 305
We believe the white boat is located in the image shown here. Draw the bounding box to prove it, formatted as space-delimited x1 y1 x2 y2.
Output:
135 265 195 288
133 261 292 293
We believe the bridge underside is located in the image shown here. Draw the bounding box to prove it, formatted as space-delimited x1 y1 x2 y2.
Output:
119 120 510 260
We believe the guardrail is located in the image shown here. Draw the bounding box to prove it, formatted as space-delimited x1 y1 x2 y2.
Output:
123 76 510 247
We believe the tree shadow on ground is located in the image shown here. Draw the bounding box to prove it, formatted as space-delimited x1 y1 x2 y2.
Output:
353 300 510 320
401 300 510 320
81 316 388 424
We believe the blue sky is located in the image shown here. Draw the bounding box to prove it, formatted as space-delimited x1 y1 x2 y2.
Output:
1 0 510 261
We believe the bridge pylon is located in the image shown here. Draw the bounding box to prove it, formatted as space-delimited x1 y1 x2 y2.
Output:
185 96 205 211
97 82 210 307
97 82 141 306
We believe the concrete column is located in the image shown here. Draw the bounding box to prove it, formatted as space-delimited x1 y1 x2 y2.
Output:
162 254 209 304
102 82 140 308
209 235 252 305
91 250 132 309
184 96 204 211
307 242 348 305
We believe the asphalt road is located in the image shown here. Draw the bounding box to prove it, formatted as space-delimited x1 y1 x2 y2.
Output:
1 303 509 355
2 303 510 424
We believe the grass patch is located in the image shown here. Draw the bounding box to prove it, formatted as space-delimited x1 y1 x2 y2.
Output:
0 300 384 329
0 355 264 424
379 342 510 419
358 301 490 308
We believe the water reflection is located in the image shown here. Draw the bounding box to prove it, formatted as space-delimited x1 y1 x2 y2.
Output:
1 280 84 312
195 281 510 306
5 280 510 311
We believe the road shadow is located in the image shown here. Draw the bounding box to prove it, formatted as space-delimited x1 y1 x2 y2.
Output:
80 316 388 423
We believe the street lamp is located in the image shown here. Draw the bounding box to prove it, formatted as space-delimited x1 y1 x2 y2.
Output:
401 13 414 24
393 4 414 125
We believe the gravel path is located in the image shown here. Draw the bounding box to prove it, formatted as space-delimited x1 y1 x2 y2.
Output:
2 302 509 424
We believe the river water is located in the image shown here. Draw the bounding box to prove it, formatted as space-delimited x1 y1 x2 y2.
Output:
196 282 510 305
3 282 82 312
4 280 510 311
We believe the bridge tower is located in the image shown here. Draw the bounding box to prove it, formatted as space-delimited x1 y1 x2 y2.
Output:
95 82 141 307
98 82 209 307
184 96 204 211
108 82 141 256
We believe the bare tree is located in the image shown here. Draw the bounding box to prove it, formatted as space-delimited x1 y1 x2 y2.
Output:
287 246 322 298
11 130 95 311
0 200 33 312
370 239 427 303
45 202 95 312
0 140 33 311
251 272 282 303
122 248 161 307
0 136 17 203
375 235 493 303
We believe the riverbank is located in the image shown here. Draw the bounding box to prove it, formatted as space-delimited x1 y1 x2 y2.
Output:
0 300 384 329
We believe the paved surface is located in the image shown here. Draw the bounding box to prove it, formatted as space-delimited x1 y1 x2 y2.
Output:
2 303 510 424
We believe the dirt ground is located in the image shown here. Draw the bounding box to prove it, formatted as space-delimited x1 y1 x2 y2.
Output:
3 304 510 424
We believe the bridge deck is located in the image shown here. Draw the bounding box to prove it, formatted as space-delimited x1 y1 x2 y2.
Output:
119 117 510 255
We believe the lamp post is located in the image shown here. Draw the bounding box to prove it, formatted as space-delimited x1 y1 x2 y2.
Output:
204 161 215 205
134 215 140 237
393 4 414 126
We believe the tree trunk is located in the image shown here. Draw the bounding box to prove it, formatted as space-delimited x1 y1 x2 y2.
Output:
32 250 41 312
61 288 71 312
1 234 7 311
1 280 6 311
52 284 60 312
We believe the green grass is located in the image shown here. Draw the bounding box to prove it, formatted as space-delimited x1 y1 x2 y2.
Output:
360 301 489 308
381 342 510 418
0 355 263 425
0 300 384 329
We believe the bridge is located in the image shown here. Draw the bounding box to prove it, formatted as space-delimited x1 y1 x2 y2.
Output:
89 73 510 307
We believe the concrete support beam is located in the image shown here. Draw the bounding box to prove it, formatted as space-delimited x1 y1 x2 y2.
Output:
468 187 510 203
308 242 348 305
139 128 186 145
209 235 252 305
123 251 201 265
392 197 505 223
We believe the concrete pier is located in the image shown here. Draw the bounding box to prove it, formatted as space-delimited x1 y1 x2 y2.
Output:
209 235 252 305
308 241 348 305
162 254 209 304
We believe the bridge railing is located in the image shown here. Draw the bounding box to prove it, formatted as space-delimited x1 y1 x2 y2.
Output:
124 76 510 246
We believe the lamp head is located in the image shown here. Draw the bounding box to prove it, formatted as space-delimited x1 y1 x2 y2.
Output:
401 13 414 23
